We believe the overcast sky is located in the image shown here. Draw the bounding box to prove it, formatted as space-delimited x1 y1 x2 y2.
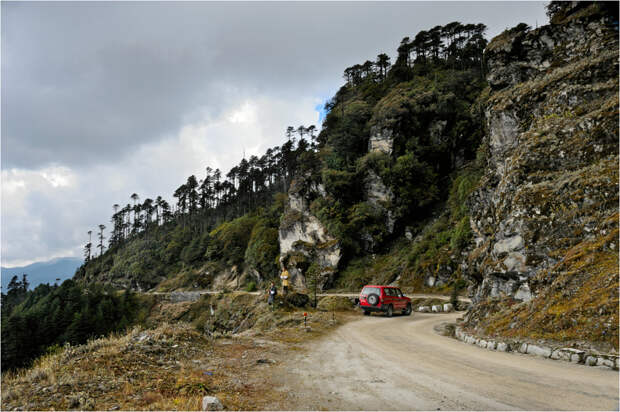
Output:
1 1 548 267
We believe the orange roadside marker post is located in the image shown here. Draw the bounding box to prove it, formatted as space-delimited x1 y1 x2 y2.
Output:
303 312 308 328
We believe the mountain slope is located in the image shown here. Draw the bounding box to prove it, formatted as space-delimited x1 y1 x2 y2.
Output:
72 2 618 350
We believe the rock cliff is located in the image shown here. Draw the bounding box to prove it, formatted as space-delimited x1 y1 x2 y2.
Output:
463 3 618 347
278 176 341 290
363 125 396 245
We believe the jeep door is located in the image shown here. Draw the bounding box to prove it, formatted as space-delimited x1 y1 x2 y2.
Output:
385 288 401 310
394 288 406 309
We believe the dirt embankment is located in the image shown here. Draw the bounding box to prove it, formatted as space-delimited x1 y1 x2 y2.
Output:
1 293 356 411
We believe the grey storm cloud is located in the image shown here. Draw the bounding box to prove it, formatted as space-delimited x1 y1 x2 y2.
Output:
2 1 548 168
1 1 548 266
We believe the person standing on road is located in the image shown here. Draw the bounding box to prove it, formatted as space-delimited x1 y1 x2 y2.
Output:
280 265 290 296
268 282 277 308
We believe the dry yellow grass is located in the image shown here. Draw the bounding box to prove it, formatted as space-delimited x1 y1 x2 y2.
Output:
1 307 356 411
475 218 619 352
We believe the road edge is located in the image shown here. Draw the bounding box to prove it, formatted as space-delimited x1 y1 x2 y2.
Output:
454 326 619 371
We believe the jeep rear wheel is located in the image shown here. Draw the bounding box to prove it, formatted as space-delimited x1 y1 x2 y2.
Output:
367 293 379 306
403 303 412 316
386 305 393 318
363 311 370 316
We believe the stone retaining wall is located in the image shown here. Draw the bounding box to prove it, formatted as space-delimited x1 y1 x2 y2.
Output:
416 303 454 313
454 327 618 371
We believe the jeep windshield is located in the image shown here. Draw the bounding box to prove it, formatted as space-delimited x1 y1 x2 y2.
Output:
361 287 380 296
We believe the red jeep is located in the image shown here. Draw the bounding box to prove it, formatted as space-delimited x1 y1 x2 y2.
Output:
358 285 412 317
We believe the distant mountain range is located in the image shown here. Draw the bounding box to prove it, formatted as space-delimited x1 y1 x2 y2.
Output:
1 257 82 290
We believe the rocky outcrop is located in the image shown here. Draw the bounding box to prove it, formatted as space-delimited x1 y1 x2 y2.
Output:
466 5 619 306
278 176 341 290
362 126 396 249
368 125 394 155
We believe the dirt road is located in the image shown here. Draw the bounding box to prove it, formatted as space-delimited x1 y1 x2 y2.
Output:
271 312 619 410
150 290 471 303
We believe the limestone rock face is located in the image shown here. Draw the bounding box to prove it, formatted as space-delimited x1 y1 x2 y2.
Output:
362 125 396 250
466 9 619 304
368 125 394 155
278 176 341 291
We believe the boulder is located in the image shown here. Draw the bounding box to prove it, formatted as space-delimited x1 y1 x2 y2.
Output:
202 396 224 411
585 356 598 366
526 344 552 358
551 348 584 363
431 305 442 313
442 303 454 313
418 306 430 313
596 356 615 369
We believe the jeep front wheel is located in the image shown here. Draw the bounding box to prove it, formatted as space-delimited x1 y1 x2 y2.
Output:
386 305 393 318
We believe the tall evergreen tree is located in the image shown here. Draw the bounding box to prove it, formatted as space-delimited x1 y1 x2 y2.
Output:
97 224 106 256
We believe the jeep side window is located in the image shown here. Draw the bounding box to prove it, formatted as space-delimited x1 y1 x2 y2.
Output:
396 289 403 297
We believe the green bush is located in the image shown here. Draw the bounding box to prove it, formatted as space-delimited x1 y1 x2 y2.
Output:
388 152 439 216
450 216 472 251
245 281 257 292
244 222 279 278
448 169 481 220
207 215 258 266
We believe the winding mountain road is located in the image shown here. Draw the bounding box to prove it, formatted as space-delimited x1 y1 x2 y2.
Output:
150 289 471 303
272 312 619 410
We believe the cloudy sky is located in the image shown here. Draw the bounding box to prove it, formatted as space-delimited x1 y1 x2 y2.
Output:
1 1 548 267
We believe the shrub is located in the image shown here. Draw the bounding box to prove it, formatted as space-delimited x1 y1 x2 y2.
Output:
207 215 259 266
450 216 472 251
244 221 279 278
245 281 257 292
389 152 439 216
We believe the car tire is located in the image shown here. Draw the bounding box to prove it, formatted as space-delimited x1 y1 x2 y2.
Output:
403 303 412 316
363 311 370 316
367 293 380 306
386 305 393 318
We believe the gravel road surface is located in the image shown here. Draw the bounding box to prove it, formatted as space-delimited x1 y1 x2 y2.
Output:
273 312 618 410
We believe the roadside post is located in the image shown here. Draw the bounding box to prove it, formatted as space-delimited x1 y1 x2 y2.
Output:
303 312 307 328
